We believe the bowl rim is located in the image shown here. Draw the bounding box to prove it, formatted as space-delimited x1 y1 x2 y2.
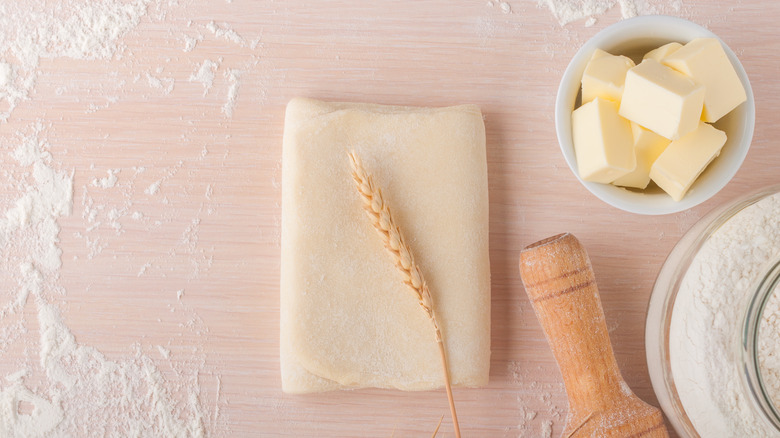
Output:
554 15 755 215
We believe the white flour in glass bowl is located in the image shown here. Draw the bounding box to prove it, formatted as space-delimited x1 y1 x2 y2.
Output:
670 192 780 437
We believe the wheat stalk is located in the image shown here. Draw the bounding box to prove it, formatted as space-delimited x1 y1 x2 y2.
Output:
348 151 460 438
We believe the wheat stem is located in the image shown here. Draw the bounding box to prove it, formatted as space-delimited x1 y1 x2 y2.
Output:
348 151 460 438
431 415 444 438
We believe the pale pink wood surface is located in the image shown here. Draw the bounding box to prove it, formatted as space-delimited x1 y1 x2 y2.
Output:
4 1 780 436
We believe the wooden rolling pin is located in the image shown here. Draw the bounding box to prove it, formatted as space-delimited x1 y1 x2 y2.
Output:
519 233 668 438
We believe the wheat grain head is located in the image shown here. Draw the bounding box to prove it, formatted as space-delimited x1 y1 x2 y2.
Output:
347 151 441 341
347 150 459 438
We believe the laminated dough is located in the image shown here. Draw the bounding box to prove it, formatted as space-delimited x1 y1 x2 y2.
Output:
280 98 491 394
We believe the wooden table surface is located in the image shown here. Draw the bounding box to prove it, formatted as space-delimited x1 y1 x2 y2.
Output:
2 1 779 436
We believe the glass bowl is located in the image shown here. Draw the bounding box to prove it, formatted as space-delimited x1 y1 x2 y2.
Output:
645 184 780 437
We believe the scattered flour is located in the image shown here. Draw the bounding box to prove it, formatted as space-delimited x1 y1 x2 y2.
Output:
0 375 63 437
206 21 245 46
182 34 203 52
0 120 214 437
85 95 121 115
487 0 513 14
189 59 219 96
32 300 206 437
222 69 242 117
0 63 14 87
146 179 163 195
541 420 553 438
91 169 120 189
670 192 780 436
146 72 175 94
0 1 226 436
508 361 565 436
538 0 683 26
158 345 171 359
138 261 152 277
515 405 538 434
0 0 150 120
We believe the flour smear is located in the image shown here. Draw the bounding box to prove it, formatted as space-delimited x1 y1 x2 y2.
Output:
538 0 683 26
0 0 150 121
0 1 222 436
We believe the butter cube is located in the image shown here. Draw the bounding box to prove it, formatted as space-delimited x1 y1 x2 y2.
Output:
650 122 727 201
581 49 636 104
572 98 635 184
643 42 682 62
612 122 671 189
662 38 747 123
619 59 705 140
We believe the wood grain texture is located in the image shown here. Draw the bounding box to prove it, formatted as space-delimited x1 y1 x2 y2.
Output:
2 0 780 437
520 233 667 437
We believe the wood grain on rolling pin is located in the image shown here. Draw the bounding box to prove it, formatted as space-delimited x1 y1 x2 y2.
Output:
520 233 668 438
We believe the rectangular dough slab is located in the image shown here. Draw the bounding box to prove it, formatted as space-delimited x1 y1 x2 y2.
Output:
280 98 491 394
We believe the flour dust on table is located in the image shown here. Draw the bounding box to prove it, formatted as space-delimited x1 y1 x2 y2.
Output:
0 0 262 435
0 122 214 437
538 0 684 26
0 0 149 121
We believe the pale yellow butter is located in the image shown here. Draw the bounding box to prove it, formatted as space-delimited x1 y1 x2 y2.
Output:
643 42 682 62
619 59 705 140
573 97 635 184
612 122 670 189
650 122 727 201
581 49 636 104
662 38 746 123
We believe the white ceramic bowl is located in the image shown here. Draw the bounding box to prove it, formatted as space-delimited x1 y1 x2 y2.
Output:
555 15 755 215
